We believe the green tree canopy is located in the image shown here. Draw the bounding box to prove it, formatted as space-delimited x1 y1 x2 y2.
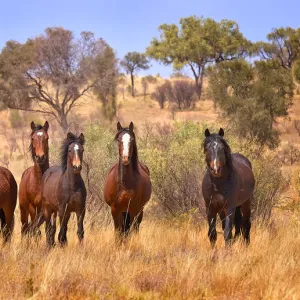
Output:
147 16 251 98
120 52 150 97
0 27 116 130
208 59 293 148
256 27 300 69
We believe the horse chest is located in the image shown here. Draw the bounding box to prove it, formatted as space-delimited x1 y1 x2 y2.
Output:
117 189 135 207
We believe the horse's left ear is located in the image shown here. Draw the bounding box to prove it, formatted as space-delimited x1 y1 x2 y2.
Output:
31 121 36 131
129 122 134 132
205 129 210 137
219 128 224 137
79 133 85 145
43 121 49 132
117 122 122 131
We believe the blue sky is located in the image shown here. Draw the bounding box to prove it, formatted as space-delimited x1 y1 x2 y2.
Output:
0 0 299 77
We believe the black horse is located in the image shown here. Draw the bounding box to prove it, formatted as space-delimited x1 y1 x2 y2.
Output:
202 128 255 246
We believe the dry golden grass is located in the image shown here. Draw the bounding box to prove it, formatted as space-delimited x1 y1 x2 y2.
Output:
1 211 300 299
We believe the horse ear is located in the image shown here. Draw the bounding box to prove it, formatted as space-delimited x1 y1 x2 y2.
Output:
79 133 85 145
219 128 224 137
129 122 134 132
67 132 73 140
43 121 49 132
117 122 122 131
31 121 35 131
205 129 210 137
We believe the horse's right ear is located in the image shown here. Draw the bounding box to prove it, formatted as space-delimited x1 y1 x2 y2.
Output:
43 121 49 132
67 132 73 140
219 128 224 137
117 122 122 131
31 121 35 131
78 133 85 145
205 129 210 137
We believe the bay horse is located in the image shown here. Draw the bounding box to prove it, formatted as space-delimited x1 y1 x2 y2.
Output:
19 121 49 236
0 167 17 242
104 122 152 236
202 128 255 246
41 132 86 247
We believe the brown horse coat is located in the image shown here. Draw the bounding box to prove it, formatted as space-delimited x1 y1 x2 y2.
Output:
41 133 86 247
0 166 17 242
104 122 152 234
19 121 49 235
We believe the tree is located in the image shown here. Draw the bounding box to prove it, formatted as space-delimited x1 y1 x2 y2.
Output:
0 27 115 131
256 27 300 69
152 81 172 109
147 16 250 99
120 52 150 97
141 77 148 99
208 59 293 148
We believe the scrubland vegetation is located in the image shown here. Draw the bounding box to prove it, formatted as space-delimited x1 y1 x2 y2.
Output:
0 13 300 299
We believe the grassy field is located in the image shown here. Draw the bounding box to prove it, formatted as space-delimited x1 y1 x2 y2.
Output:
1 212 300 299
0 77 300 299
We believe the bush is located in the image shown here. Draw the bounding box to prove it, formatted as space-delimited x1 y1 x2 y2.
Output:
169 80 197 109
151 81 172 109
50 121 285 223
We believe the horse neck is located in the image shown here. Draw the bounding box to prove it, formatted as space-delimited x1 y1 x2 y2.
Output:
33 157 49 175
118 158 137 188
64 161 82 191
209 164 232 187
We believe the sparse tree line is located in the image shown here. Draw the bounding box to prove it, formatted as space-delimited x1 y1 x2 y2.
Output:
0 17 300 147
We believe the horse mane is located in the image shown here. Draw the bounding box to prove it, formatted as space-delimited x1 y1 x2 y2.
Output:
203 134 233 168
29 124 45 161
115 129 139 173
61 132 85 172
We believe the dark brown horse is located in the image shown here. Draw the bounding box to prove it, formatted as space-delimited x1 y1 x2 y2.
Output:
104 122 152 236
0 167 17 242
202 128 255 246
41 132 86 247
19 121 49 236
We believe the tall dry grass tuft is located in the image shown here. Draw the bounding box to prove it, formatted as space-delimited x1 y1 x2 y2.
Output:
1 213 300 299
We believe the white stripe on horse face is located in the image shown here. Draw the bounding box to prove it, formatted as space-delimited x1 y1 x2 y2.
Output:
37 132 43 136
213 158 217 172
122 133 130 157
74 144 79 160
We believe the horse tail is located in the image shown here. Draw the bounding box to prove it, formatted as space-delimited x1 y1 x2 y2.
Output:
0 209 6 228
122 212 131 234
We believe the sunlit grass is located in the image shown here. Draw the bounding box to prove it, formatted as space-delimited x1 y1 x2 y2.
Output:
1 213 299 299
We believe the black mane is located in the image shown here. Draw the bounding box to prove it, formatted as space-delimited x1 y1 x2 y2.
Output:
61 133 84 172
203 134 232 168
29 124 45 161
115 129 139 173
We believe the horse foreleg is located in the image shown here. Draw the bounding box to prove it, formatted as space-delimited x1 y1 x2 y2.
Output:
20 204 30 237
1 206 14 243
241 198 252 245
223 206 235 246
58 207 71 246
133 211 143 233
45 211 56 248
234 206 242 240
76 208 85 243
207 210 217 248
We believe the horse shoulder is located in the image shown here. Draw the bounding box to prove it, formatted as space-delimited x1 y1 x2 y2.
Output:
139 162 150 176
104 164 118 204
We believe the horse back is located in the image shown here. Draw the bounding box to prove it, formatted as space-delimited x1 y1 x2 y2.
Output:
232 153 255 204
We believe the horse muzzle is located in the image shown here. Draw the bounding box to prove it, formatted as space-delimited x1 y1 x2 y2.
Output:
122 156 130 165
35 155 46 164
210 166 222 178
72 165 82 172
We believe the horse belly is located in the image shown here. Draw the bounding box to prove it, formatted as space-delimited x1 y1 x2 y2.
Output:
117 190 136 211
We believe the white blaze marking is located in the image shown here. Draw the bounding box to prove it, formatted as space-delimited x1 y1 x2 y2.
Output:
74 144 79 160
214 158 217 172
122 133 130 157
37 132 43 136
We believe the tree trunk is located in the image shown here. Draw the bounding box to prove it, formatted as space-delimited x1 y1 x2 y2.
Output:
59 114 69 132
131 73 135 97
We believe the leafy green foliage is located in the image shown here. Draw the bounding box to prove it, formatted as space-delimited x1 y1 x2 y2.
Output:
120 52 150 97
208 59 293 148
147 16 250 98
256 27 300 69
